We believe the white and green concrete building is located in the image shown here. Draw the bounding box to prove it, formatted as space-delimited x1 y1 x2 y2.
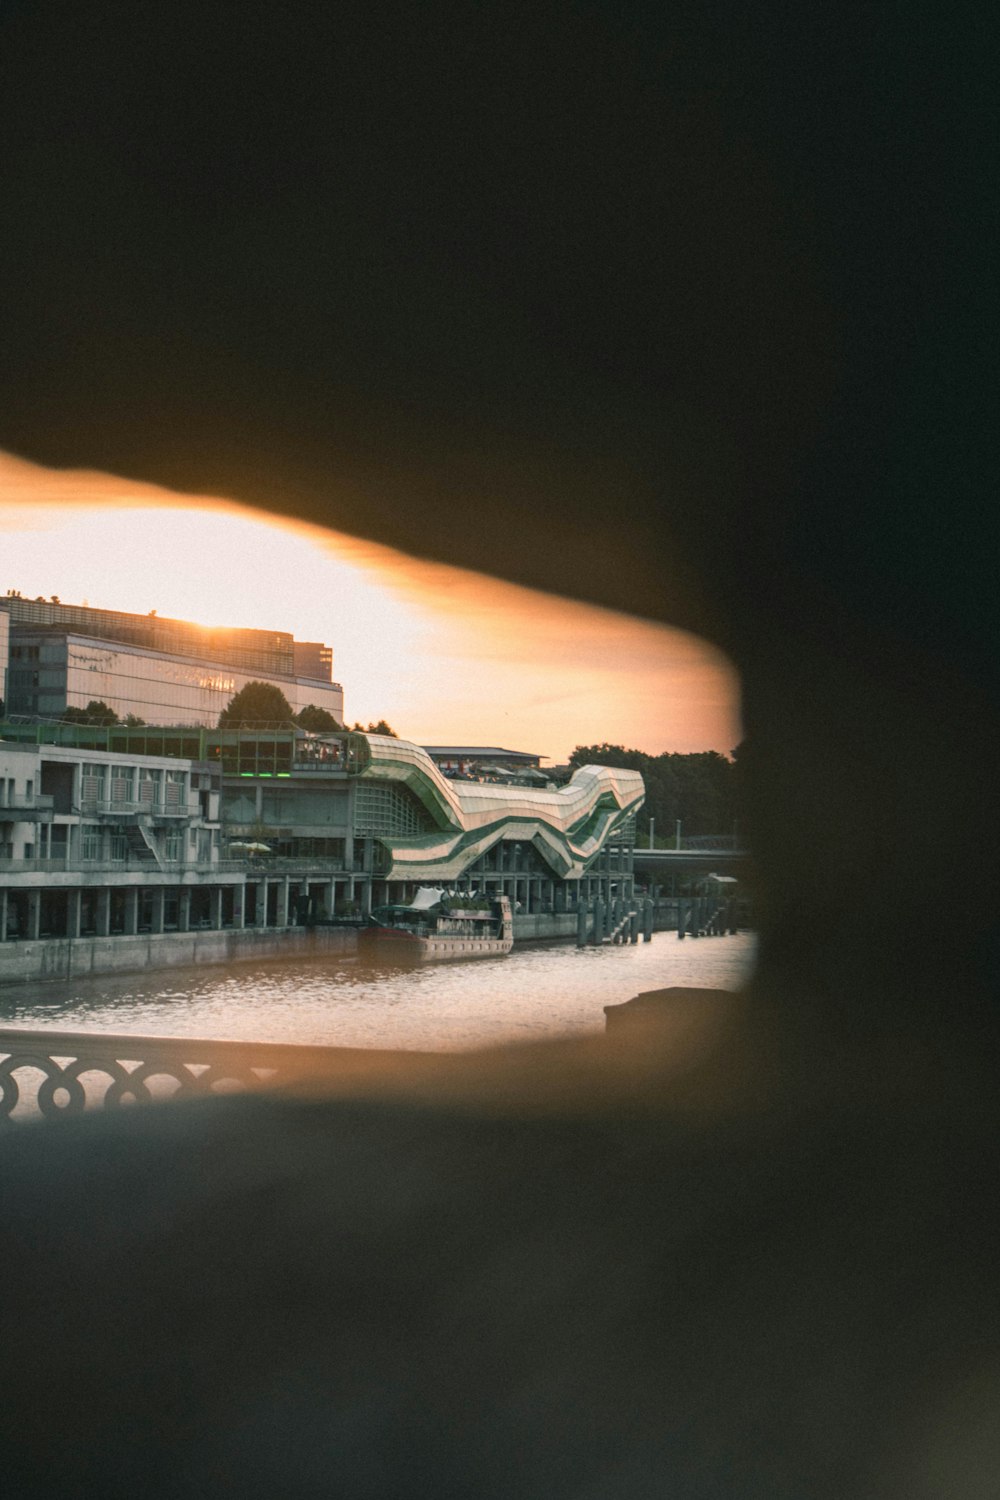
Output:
0 724 643 979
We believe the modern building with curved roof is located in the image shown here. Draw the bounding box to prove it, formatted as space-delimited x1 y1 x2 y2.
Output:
0 723 644 957
351 734 644 892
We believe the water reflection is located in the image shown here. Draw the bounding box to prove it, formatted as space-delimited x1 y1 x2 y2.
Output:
0 936 755 1051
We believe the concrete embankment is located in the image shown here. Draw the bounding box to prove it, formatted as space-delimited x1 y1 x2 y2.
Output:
0 902 684 985
512 913 579 943
0 925 358 987
513 901 681 946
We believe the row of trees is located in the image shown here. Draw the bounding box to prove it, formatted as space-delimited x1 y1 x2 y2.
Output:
50 683 398 737
62 701 146 726
568 742 744 841
217 680 398 736
217 682 339 729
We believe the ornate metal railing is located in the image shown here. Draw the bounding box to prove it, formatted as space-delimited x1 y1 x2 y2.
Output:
0 1026 411 1125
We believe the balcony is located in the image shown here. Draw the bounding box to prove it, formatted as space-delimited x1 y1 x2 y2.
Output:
0 794 55 823
83 799 193 820
0 855 245 877
241 856 363 875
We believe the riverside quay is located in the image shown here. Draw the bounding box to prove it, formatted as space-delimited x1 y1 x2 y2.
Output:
0 723 643 981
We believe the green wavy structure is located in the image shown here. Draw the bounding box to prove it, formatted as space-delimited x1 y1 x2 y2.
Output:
354 734 645 882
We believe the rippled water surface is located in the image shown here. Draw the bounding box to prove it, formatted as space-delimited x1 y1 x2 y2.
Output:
0 934 756 1051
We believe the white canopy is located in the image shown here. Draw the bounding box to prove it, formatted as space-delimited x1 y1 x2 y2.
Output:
409 886 448 910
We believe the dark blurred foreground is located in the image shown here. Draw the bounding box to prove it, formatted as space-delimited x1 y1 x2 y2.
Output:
0 3 997 1493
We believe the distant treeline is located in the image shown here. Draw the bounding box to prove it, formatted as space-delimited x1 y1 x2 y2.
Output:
568 743 744 842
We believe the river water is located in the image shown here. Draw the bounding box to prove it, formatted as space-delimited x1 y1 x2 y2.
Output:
0 933 756 1051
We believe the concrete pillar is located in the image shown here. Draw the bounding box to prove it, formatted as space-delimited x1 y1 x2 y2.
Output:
210 887 223 930
150 888 165 934
66 889 82 939
96 889 111 937
256 879 268 927
344 829 355 871
178 889 191 932
124 889 139 936
232 883 246 929
327 878 336 918
360 879 372 916
276 879 289 927
27 890 41 941
0 889 7 942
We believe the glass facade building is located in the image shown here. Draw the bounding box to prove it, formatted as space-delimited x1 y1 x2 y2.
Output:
1 594 333 680
5 634 344 727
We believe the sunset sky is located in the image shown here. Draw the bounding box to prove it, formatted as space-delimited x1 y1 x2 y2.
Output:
0 450 740 764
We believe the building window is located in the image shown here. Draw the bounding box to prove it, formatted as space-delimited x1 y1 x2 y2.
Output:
80 769 106 810
137 772 156 805
353 782 432 837
162 829 183 861
165 769 186 806
111 768 135 804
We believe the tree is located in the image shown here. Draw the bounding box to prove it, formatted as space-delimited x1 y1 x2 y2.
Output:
62 700 119 725
351 719 398 737
218 681 294 727
568 742 742 840
122 713 146 727
295 704 341 732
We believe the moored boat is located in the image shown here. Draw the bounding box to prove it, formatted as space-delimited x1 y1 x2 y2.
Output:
360 887 513 962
